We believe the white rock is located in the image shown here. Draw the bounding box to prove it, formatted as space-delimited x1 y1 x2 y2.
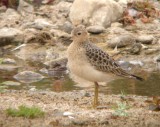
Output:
18 0 34 13
34 18 56 28
129 60 143 66
63 112 74 116
136 35 154 44
107 34 135 48
69 0 123 28
0 28 22 38
87 25 105 34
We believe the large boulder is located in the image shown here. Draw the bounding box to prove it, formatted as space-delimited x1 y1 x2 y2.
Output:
69 0 123 27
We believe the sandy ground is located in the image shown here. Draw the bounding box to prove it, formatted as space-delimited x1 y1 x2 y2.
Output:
0 90 160 127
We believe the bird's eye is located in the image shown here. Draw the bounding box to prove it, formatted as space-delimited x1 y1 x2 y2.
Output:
77 32 81 35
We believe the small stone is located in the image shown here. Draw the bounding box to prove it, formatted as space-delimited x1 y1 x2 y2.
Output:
0 65 19 72
87 25 105 34
111 22 123 27
44 58 67 68
62 21 73 34
130 43 142 55
63 112 74 116
14 71 44 83
29 87 37 91
2 58 16 64
0 28 23 46
108 34 135 48
39 68 48 74
129 60 143 66
136 35 154 44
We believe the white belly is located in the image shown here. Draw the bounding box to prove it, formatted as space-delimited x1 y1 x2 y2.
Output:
68 60 116 83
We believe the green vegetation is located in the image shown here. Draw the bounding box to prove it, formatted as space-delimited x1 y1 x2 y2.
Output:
0 86 7 93
6 105 45 118
113 101 130 117
0 58 3 64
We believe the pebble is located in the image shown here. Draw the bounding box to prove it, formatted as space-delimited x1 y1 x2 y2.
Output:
0 65 19 72
108 34 135 48
136 35 154 44
130 43 142 55
14 71 45 83
87 25 105 34
2 58 16 64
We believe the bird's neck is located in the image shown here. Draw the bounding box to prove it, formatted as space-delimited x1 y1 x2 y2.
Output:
73 38 89 46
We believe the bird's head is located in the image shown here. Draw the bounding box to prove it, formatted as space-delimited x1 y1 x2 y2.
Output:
71 25 89 43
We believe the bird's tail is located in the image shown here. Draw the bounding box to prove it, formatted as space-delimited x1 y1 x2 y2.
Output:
131 74 144 81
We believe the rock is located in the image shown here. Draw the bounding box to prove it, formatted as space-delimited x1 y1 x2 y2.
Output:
14 71 44 83
45 58 68 77
0 8 21 29
61 21 73 34
63 112 74 116
0 28 23 46
129 60 143 66
39 68 48 74
44 57 67 68
54 1 72 13
108 26 128 34
128 8 138 17
29 87 37 91
130 43 142 55
2 58 16 64
25 31 55 45
1 81 21 86
136 35 154 44
22 18 56 29
50 29 72 45
0 65 19 72
107 34 135 48
118 60 143 71
15 43 47 63
117 61 131 70
87 25 105 34
69 0 123 27
48 68 68 78
45 48 59 61
18 0 34 13
111 22 123 27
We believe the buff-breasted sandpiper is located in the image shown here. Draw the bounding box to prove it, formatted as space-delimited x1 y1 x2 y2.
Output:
67 25 143 108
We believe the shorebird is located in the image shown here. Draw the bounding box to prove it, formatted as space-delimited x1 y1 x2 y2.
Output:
67 25 143 108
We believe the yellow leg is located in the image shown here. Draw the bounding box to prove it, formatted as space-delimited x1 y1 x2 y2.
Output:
93 82 99 108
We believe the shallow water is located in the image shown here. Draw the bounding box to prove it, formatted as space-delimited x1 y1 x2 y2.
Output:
0 70 160 96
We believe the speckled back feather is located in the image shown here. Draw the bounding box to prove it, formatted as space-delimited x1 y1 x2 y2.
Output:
84 41 142 80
